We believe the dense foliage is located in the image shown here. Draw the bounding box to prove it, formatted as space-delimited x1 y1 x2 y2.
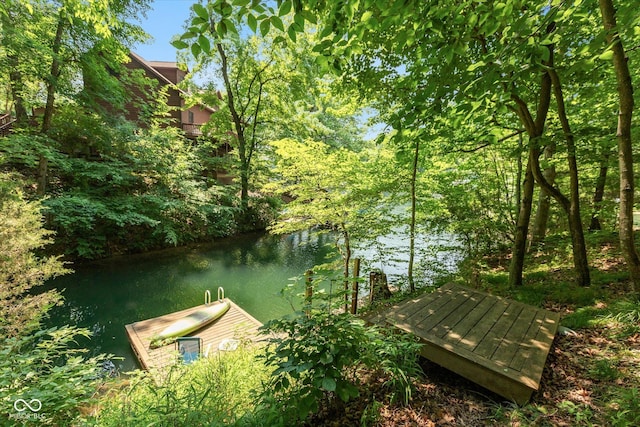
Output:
0 174 105 425
2 0 640 425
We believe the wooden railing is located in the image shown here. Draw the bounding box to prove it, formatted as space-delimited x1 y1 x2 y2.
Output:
0 113 15 137
182 123 203 138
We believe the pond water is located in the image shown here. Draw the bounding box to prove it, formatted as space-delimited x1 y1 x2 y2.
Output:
44 231 335 372
44 229 461 372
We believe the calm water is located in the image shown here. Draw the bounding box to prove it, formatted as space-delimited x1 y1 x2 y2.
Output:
44 229 461 372
44 231 335 371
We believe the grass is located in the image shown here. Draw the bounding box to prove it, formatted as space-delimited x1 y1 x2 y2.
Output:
89 344 271 426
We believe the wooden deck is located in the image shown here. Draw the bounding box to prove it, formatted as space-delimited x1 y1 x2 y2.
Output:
125 299 262 372
379 283 560 404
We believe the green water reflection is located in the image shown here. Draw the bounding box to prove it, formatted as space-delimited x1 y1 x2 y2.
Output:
45 231 334 371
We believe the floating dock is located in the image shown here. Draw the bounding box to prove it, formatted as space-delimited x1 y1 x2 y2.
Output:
125 298 263 372
366 283 560 404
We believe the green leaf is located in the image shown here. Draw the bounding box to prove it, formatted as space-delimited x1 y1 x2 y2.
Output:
336 381 359 402
198 35 211 54
361 11 373 22
216 20 227 37
222 18 238 35
260 18 271 36
322 377 337 392
300 10 317 24
467 61 485 71
598 50 614 61
247 14 257 33
540 45 551 62
191 43 201 58
287 25 297 42
171 40 189 50
279 0 292 16
192 3 209 21
271 15 285 32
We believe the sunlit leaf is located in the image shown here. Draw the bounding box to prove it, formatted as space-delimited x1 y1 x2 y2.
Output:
171 39 189 50
287 25 297 42
198 35 211 54
192 3 208 21
279 0 292 16
247 13 257 33
260 18 270 36
598 50 614 61
191 42 201 58
271 15 284 32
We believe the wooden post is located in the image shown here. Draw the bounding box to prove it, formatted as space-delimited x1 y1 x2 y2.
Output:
369 271 375 304
304 269 313 315
350 258 361 314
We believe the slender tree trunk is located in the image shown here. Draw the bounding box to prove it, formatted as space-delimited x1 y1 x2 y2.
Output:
408 138 419 292
509 42 553 287
514 133 523 221
38 14 66 196
509 158 535 287
589 151 610 231
545 66 591 287
599 0 639 292
340 225 351 313
531 143 556 247
0 11 29 125
216 42 249 205
7 55 29 125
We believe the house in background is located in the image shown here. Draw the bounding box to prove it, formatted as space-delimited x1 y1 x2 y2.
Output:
125 52 216 139
126 53 233 184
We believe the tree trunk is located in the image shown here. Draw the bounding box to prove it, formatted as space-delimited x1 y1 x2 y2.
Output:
7 55 29 125
599 0 639 292
514 133 523 220
545 66 591 287
509 158 535 287
589 151 610 231
38 14 66 196
340 225 351 313
530 143 556 247
408 138 419 292
216 42 249 206
509 39 553 288
0 11 29 126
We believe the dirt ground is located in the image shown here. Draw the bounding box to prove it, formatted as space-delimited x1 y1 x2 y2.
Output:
306 313 640 426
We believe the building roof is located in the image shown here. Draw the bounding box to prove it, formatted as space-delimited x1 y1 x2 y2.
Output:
129 52 217 114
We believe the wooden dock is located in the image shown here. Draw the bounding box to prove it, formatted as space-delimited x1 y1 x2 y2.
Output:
373 283 560 404
125 299 263 372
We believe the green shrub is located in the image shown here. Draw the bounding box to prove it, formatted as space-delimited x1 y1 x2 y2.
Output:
92 345 269 427
0 326 105 426
259 309 422 422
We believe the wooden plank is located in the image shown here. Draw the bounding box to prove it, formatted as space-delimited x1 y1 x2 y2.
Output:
511 311 560 373
473 301 524 359
444 293 494 346
489 305 538 367
412 289 472 332
418 339 535 404
384 284 560 405
389 284 455 325
457 296 509 352
125 299 263 374
430 291 485 339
